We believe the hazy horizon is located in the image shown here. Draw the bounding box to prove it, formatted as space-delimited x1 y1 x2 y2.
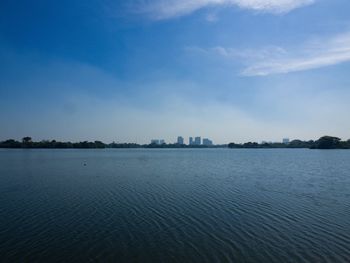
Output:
1 0 350 144
0 135 348 146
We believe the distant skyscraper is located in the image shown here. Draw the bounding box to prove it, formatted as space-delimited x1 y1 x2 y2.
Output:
177 136 184 145
189 137 193 145
194 137 201 145
203 138 213 146
159 139 165 145
283 138 290 144
151 139 160 145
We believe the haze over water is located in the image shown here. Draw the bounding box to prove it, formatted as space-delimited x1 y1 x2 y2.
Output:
1 148 349 262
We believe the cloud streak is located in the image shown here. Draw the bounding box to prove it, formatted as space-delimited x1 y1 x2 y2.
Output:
199 32 350 76
137 0 314 20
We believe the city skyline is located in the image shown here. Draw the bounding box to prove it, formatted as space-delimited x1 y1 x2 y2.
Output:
1 0 350 143
151 136 214 145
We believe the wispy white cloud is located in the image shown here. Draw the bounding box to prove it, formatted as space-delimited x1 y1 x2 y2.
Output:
195 32 350 76
205 12 219 22
137 0 314 20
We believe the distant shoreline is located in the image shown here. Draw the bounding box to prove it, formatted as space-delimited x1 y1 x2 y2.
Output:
1 136 349 150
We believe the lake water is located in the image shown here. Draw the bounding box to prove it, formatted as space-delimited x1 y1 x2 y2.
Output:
0 149 350 262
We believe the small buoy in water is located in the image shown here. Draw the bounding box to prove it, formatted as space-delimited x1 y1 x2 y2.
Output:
83 163 87 166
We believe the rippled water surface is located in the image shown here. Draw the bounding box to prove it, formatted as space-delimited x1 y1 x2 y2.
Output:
1 149 350 262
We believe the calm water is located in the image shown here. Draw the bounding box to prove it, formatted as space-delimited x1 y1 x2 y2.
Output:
0 149 350 262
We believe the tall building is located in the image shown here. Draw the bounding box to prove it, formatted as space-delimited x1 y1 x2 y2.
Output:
283 138 290 144
194 137 201 145
189 137 193 145
151 139 160 145
159 139 165 145
203 138 213 146
177 136 184 145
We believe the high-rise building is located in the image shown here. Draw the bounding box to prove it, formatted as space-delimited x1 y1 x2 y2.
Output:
194 137 201 145
177 136 184 145
283 138 290 144
189 137 193 145
151 139 160 145
203 138 213 146
159 139 165 145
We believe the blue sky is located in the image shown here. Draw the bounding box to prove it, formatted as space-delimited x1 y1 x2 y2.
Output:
1 0 350 143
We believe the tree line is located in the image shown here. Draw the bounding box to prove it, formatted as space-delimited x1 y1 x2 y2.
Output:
0 137 139 149
1 136 349 149
0 137 221 149
228 136 350 149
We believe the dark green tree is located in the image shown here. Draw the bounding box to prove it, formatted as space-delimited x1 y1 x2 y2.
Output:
22 137 32 143
315 136 341 149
